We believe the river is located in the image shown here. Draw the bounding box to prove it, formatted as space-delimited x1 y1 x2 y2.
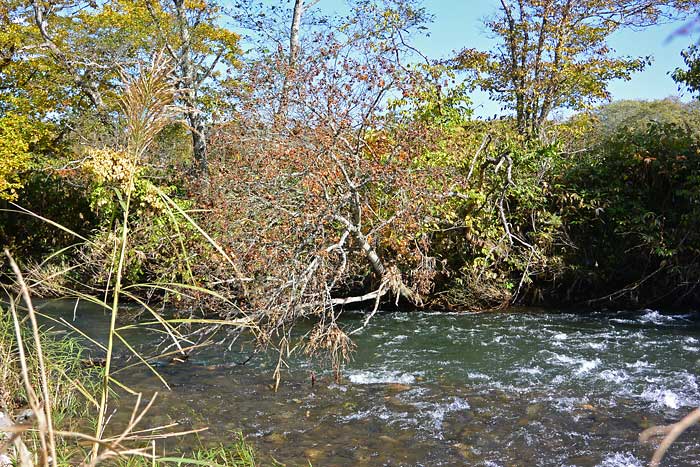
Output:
38 300 700 466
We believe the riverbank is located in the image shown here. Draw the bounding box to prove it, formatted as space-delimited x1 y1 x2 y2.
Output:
2 2 700 465
4 96 700 317
0 297 263 467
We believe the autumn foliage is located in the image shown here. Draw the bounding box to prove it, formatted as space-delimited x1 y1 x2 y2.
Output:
2 0 700 371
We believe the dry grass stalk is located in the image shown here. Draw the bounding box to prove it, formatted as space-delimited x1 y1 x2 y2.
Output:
2 249 210 467
6 250 57 467
119 51 181 162
640 407 700 467
92 51 180 462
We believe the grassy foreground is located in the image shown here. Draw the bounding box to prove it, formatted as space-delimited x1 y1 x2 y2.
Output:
0 298 261 467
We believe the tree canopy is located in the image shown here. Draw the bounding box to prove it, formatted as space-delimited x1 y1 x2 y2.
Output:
3 0 700 329
454 0 699 137
0 0 240 176
673 44 700 98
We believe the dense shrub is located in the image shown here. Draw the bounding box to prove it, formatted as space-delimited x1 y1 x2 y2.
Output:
550 120 700 306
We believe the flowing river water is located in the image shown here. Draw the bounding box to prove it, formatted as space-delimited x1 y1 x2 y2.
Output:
38 300 700 466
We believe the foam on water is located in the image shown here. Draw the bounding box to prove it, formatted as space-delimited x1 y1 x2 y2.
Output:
426 397 470 432
597 369 629 385
518 367 543 375
548 353 602 375
610 309 695 326
625 360 651 370
640 387 682 409
388 334 408 343
347 370 416 385
467 371 491 380
339 409 374 422
342 393 471 439
608 310 687 326
638 310 678 324
678 371 700 393
550 396 585 412
551 374 566 385
576 358 601 375
550 353 578 365
610 318 638 325
370 331 389 339
596 452 644 467
391 313 412 322
404 396 471 435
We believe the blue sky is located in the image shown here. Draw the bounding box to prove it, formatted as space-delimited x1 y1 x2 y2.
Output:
302 0 698 117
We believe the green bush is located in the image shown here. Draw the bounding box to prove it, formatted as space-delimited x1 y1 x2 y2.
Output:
552 120 700 305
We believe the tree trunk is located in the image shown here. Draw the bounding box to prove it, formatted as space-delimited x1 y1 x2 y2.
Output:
277 0 304 123
290 0 304 66
174 0 209 177
333 215 420 305
189 111 208 175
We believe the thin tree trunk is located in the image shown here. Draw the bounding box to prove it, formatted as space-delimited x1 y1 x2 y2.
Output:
277 0 304 123
290 0 304 66
174 0 208 176
333 215 420 304
189 112 208 175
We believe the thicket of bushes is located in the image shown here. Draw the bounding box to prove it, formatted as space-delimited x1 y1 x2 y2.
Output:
2 98 699 311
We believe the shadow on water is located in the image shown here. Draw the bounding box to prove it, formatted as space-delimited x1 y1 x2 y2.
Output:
36 301 700 467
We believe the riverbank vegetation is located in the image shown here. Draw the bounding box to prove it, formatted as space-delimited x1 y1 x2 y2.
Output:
2 0 700 465
0 287 257 467
1 239 260 466
1 0 700 392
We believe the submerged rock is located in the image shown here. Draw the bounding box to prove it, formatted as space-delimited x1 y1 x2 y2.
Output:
13 408 34 422
384 395 415 413
264 432 287 444
0 411 11 431
386 383 412 392
453 442 478 461
458 425 481 439
0 412 31 467
303 447 323 460
377 435 399 445
526 403 544 418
